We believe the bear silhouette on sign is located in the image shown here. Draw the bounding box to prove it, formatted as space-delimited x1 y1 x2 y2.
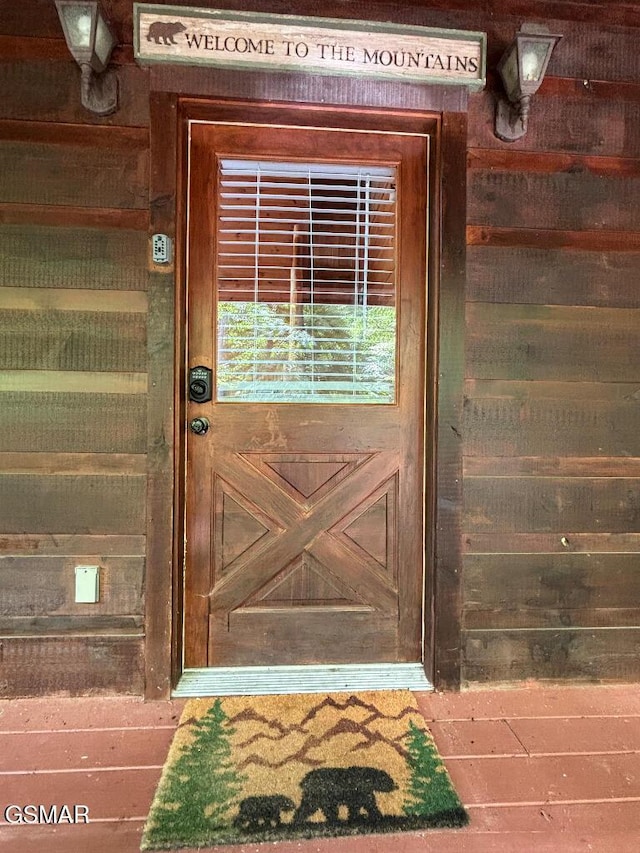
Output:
293 766 397 826
233 795 296 831
147 21 187 45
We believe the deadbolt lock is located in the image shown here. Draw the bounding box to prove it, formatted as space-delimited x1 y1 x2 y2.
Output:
188 366 212 402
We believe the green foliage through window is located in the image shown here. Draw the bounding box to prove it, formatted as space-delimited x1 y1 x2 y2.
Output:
217 301 396 403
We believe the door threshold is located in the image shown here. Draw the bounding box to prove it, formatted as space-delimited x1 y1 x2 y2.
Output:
173 663 433 697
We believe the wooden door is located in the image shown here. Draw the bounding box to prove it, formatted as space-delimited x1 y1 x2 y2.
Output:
185 121 428 668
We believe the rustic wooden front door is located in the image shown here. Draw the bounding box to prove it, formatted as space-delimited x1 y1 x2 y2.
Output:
184 120 428 668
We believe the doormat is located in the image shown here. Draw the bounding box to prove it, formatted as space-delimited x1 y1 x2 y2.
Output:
141 691 467 849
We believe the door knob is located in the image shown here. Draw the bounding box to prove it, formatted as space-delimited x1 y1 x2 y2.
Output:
189 417 210 435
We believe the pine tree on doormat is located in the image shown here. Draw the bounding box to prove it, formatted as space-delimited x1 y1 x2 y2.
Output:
402 720 468 827
143 699 245 847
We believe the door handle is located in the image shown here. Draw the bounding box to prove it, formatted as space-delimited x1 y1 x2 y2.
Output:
189 417 210 435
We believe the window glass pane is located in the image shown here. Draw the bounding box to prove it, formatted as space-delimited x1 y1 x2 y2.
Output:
215 160 397 403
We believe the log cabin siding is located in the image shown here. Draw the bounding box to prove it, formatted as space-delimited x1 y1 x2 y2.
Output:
464 15 640 684
0 40 149 695
0 0 639 695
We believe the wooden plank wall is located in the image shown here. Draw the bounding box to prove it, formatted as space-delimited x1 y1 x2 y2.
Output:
0 12 150 695
2 0 640 694
463 20 640 684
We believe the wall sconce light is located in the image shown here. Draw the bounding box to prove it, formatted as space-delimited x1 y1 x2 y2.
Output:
55 1 118 116
495 23 562 142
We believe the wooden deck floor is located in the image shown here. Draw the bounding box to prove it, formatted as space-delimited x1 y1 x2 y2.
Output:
1 684 639 852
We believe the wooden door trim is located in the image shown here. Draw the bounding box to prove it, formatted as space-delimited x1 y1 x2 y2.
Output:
145 91 180 700
428 112 467 690
145 94 465 697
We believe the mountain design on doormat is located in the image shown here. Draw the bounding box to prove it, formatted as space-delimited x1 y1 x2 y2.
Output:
141 692 468 849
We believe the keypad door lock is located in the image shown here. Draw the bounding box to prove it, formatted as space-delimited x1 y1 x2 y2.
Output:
189 417 210 435
189 365 212 402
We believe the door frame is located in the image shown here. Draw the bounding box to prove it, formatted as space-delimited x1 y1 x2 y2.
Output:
145 91 466 698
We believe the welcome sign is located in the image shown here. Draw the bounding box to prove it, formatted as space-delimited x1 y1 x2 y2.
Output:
133 5 486 89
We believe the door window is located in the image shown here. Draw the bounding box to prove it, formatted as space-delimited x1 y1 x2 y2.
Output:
215 160 397 403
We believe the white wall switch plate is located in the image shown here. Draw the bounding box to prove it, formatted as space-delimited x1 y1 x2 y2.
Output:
75 565 100 603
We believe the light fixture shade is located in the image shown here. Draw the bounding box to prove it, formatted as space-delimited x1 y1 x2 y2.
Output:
55 1 116 73
55 0 118 115
494 23 563 143
497 25 562 102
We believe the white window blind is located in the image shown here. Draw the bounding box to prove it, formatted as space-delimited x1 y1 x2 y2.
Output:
215 159 397 403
